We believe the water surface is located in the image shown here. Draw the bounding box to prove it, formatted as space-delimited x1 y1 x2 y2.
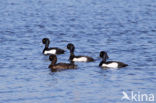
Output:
0 0 156 103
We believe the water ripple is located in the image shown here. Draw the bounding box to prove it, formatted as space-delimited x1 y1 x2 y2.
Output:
0 0 156 103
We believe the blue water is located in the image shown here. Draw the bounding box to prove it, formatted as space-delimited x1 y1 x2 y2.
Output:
0 0 156 103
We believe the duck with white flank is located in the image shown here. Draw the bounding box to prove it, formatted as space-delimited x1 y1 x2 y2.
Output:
42 38 65 55
99 51 128 68
67 43 94 62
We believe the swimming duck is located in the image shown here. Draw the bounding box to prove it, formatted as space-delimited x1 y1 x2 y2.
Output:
99 51 128 68
67 43 94 62
42 38 65 55
48 54 77 71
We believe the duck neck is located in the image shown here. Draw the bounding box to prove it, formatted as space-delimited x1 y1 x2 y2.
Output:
45 43 49 49
51 57 57 65
44 40 50 49
70 51 75 56
43 44 49 53
99 58 107 67
102 57 107 63
69 51 75 60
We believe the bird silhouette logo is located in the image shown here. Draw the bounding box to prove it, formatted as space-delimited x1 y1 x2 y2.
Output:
121 91 130 101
